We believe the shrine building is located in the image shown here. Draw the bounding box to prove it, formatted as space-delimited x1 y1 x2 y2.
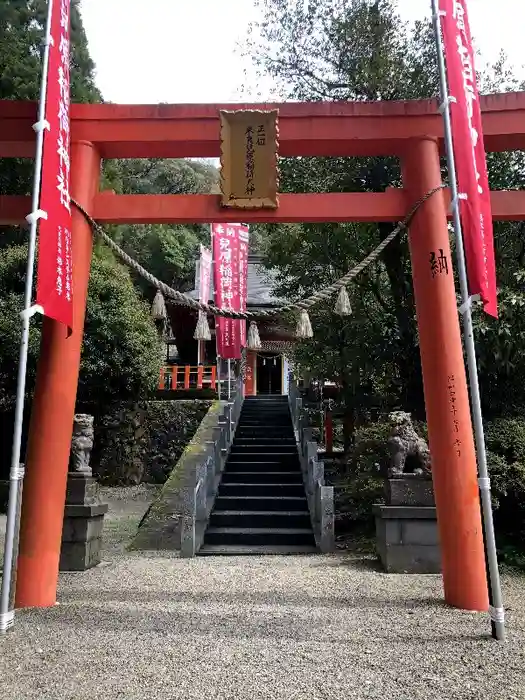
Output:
161 254 294 396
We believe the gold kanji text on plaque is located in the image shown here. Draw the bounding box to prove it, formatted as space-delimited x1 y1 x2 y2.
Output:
219 109 279 209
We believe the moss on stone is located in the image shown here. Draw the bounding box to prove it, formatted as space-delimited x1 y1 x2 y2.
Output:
129 401 223 551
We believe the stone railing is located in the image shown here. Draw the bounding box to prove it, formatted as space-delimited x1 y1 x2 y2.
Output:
289 381 335 553
180 376 244 557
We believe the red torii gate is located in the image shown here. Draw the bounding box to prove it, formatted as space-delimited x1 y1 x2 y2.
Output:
2 93 525 613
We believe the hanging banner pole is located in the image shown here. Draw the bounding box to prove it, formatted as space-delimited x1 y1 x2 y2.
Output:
0 0 56 634
431 0 505 641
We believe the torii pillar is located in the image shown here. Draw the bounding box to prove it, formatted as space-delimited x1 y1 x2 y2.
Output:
15 141 101 608
402 137 488 611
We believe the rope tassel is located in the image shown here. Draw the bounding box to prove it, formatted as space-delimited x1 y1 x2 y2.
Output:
151 289 167 320
334 286 352 316
193 311 211 341
296 309 313 339
247 321 262 350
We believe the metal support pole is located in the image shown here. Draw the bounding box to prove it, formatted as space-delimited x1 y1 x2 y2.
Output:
431 0 505 641
227 359 231 400
217 356 221 401
0 0 55 634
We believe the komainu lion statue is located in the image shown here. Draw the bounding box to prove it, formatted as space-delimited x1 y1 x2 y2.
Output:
387 411 431 478
70 414 94 475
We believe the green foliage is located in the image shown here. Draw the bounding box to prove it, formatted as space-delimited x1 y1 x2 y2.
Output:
325 421 389 530
79 250 163 407
326 415 525 563
0 246 42 408
246 0 442 419
102 158 219 299
0 0 101 103
0 1 211 417
0 243 162 409
484 418 525 517
472 282 525 415
247 0 525 428
0 0 101 243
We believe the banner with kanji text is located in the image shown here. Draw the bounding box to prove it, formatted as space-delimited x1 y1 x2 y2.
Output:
238 226 250 347
36 0 73 330
439 0 497 317
212 223 248 360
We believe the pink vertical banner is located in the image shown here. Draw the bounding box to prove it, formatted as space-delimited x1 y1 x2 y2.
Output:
35 0 73 330
439 0 497 317
238 226 250 346
212 223 241 360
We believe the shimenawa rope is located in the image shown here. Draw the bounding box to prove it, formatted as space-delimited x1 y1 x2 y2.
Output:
70 184 445 322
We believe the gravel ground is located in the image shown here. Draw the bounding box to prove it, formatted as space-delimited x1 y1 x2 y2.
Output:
0 487 524 700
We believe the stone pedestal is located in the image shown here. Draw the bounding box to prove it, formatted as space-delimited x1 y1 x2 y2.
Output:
60 473 108 571
373 476 440 574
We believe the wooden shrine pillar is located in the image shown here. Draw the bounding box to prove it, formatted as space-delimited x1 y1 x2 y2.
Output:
402 137 488 611
244 350 256 396
15 141 101 608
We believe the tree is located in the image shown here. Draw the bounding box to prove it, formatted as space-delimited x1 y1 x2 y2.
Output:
244 0 441 424
78 245 162 407
0 1 162 413
0 242 162 410
103 158 219 298
246 0 525 431
0 0 101 247
0 245 42 409
0 0 101 103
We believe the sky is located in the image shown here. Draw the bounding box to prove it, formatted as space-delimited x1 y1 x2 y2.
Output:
79 0 525 105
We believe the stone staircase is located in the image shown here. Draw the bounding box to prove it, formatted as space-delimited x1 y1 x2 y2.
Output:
199 395 317 554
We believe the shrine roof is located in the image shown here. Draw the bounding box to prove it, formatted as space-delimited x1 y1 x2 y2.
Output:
188 254 287 308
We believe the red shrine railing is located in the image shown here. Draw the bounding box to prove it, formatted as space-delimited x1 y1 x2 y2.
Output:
158 365 217 391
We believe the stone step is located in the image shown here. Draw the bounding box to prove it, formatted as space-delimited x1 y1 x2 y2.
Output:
237 426 293 430
198 544 317 556
222 471 303 484
230 444 297 452
209 510 311 529
214 495 308 511
235 430 295 437
232 437 297 449
240 411 290 416
226 461 301 473
218 483 306 497
204 527 316 547
202 395 316 556
243 397 287 402
229 451 299 460
241 409 290 412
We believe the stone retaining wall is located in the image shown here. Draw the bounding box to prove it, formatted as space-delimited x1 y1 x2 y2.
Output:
90 400 212 485
129 401 224 551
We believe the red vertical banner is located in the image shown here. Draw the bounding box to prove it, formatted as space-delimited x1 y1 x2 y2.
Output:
237 226 250 346
212 223 241 359
199 244 212 304
36 0 73 330
439 0 497 317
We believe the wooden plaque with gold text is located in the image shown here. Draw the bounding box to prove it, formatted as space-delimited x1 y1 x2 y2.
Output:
219 109 279 209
